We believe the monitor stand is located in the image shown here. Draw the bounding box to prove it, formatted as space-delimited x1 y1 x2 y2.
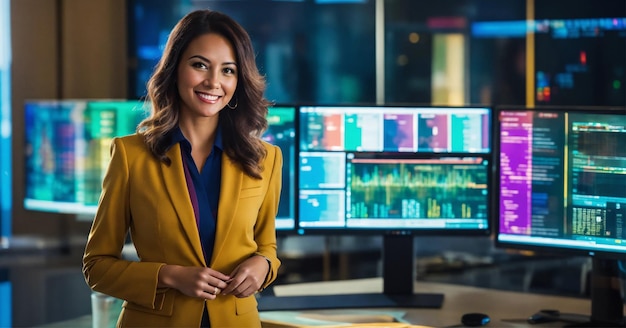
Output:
257 234 444 311
565 258 625 327
529 258 625 327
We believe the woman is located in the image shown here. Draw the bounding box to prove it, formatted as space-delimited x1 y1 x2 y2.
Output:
83 9 282 327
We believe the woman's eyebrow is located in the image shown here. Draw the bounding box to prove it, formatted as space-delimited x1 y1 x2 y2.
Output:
188 55 237 66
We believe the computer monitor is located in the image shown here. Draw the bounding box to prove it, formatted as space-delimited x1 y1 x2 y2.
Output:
258 104 493 310
24 99 147 216
262 105 297 232
297 105 491 233
495 106 626 326
24 101 298 231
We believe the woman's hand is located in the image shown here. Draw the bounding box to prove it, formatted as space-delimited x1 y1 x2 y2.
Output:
158 265 230 300
221 255 270 298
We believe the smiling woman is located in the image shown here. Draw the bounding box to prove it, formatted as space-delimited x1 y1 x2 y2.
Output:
82 9 283 328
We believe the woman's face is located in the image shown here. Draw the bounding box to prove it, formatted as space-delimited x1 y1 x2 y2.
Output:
176 33 238 119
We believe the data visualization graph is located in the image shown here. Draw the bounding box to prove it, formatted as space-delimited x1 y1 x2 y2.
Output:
24 100 147 215
347 156 489 229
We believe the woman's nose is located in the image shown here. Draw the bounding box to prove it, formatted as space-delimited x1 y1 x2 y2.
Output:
203 72 219 88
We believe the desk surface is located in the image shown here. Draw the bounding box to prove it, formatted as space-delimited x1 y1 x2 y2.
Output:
262 277 624 327
39 277 623 328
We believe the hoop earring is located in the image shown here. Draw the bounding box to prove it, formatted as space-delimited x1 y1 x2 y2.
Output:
227 98 238 110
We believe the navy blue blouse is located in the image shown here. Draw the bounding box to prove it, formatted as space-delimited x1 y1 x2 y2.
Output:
169 126 223 265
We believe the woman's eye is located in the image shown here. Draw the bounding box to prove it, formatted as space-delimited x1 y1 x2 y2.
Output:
192 62 207 69
224 67 236 75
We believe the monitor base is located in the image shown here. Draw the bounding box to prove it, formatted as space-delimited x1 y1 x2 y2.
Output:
564 319 626 328
257 292 444 311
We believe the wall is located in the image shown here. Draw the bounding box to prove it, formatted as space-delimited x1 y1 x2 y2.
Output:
61 0 128 99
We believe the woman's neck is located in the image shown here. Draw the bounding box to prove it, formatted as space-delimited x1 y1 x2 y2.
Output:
178 116 219 169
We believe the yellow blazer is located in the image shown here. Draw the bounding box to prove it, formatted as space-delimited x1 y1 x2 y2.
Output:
83 134 282 327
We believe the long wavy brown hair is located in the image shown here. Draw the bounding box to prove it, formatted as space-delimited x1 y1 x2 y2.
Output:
137 10 271 179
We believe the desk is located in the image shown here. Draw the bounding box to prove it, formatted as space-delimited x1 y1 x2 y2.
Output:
261 277 625 327
1 236 93 327
37 278 625 328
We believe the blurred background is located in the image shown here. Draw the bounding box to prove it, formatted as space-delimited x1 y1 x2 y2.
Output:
1 0 625 326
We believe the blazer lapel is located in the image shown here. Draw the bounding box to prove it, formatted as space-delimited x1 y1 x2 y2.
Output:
211 155 243 266
161 144 206 266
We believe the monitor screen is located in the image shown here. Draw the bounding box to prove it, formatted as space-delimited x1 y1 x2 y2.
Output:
297 105 492 234
495 107 626 258
24 100 147 215
263 106 297 232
